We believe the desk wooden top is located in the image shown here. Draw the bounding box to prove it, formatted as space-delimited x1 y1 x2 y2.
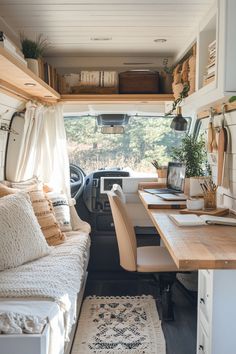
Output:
138 190 186 209
139 191 236 270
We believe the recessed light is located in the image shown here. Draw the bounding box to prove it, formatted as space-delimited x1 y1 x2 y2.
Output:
154 39 167 43
24 82 36 87
123 62 153 65
90 37 112 41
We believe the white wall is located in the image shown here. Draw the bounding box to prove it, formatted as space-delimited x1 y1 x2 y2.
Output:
200 110 236 211
0 93 24 180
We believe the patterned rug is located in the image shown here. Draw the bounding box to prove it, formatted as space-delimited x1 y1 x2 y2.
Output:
71 295 166 354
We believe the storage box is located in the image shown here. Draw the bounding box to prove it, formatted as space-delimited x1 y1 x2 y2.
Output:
119 70 160 94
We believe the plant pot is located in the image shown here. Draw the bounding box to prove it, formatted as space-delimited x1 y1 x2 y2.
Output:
26 58 39 76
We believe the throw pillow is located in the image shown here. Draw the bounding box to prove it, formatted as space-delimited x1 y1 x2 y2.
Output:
0 183 66 246
28 190 66 246
47 192 72 232
10 176 42 191
0 193 51 271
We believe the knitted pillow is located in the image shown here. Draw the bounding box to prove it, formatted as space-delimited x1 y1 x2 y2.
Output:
0 183 66 246
10 177 42 191
0 193 51 271
47 192 72 232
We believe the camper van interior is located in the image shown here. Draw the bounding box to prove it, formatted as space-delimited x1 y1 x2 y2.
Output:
0 1 236 353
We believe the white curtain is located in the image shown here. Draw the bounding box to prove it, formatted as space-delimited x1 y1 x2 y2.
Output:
9 101 70 196
7 101 90 233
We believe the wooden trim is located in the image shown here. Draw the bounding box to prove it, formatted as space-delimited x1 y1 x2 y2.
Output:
0 47 60 102
0 80 29 101
60 93 174 104
197 101 236 119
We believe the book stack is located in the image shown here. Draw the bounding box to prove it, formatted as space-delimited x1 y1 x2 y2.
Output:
0 32 27 66
203 40 216 86
37 59 63 92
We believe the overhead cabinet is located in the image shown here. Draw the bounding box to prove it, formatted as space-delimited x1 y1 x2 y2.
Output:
181 0 236 111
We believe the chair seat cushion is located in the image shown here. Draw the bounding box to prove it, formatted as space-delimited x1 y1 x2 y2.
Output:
137 246 178 272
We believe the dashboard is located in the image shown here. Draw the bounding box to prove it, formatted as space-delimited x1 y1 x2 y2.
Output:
83 169 130 213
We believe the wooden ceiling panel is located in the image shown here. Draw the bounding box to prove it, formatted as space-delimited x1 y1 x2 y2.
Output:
0 0 214 56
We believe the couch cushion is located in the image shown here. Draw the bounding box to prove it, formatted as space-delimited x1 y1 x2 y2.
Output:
0 193 51 271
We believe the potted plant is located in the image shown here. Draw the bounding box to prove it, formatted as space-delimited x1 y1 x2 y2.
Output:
170 134 207 195
20 34 48 76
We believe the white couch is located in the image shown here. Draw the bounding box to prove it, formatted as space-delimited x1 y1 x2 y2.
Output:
0 231 90 354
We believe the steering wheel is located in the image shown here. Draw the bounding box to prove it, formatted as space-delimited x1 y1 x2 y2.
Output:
70 164 86 200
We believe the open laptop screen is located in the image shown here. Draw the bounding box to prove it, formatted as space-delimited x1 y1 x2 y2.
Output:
167 162 186 192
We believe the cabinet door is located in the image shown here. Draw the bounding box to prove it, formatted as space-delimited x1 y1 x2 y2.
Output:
199 270 212 323
198 321 210 354
224 0 236 92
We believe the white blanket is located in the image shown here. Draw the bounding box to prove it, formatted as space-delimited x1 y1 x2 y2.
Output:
0 300 65 354
0 233 90 338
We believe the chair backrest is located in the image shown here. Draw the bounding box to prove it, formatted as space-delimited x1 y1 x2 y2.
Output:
107 189 137 272
111 183 126 204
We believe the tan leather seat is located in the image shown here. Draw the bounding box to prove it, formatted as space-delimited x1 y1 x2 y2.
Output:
107 185 178 273
137 246 177 272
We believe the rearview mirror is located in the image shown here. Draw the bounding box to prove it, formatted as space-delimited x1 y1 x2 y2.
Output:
101 126 124 134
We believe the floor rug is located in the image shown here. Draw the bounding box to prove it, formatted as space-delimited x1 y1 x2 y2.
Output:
71 295 166 354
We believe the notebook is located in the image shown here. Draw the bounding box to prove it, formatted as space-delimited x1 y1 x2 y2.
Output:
169 214 236 227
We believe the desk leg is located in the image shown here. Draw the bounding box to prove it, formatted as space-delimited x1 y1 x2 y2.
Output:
197 269 236 354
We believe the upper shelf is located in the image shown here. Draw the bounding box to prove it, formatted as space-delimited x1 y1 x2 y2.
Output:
0 47 60 101
60 93 174 104
0 47 174 104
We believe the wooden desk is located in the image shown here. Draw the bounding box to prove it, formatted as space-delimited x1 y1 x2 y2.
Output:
139 190 236 270
139 190 186 209
139 190 236 354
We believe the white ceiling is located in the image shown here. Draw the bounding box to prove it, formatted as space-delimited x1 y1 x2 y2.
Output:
0 0 214 57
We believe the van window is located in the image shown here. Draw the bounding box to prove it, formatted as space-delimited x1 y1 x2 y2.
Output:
64 115 191 174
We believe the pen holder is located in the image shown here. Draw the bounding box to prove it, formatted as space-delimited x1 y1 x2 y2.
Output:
204 191 217 210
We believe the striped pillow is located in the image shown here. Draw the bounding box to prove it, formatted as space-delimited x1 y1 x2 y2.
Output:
28 190 66 246
47 192 72 232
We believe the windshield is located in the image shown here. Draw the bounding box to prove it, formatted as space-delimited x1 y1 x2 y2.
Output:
64 115 191 175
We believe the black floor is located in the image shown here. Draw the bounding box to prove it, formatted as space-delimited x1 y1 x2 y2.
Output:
84 271 197 354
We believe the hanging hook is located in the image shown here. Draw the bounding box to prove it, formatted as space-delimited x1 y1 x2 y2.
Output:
222 103 227 127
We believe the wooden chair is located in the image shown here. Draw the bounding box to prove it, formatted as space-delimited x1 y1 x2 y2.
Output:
107 185 179 320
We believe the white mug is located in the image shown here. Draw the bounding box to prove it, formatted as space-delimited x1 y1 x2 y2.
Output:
186 198 204 210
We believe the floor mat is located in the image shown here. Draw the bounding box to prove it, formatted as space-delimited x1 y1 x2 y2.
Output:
71 295 166 354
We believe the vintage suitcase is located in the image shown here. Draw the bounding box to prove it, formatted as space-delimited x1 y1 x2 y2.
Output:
119 70 160 94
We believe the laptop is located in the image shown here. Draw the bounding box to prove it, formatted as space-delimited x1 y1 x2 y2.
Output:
144 162 186 197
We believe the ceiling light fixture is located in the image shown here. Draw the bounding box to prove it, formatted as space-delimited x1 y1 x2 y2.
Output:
90 37 112 41
154 38 167 43
170 106 188 132
24 82 36 87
